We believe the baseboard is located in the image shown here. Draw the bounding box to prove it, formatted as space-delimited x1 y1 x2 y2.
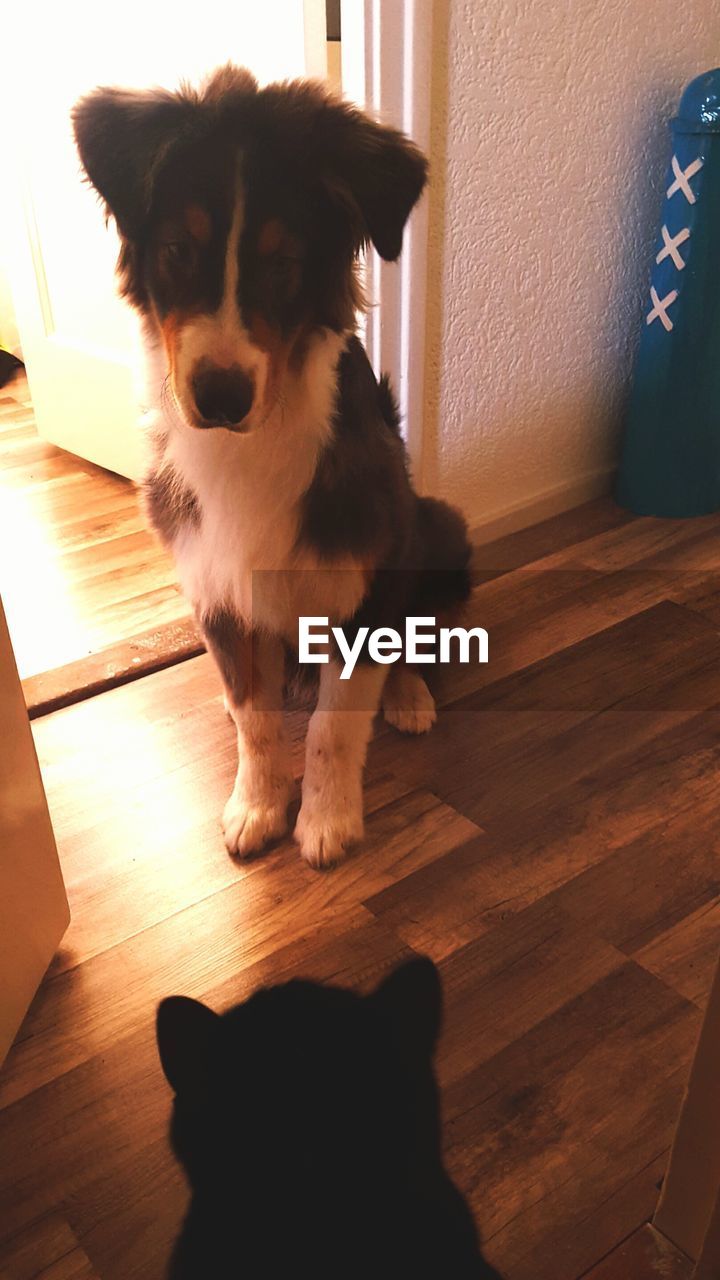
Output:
469 466 615 546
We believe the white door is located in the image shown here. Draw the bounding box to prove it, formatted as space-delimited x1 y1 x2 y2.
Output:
1 2 325 481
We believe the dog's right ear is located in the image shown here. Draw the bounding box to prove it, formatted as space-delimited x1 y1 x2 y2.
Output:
156 995 220 1095
319 102 428 263
72 87 193 236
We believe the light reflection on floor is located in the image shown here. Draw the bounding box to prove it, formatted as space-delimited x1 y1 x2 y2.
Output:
0 378 186 681
0 481 96 679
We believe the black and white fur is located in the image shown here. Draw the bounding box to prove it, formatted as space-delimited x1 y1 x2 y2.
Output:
73 65 471 869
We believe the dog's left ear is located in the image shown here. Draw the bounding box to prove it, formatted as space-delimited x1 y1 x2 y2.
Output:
322 104 428 262
73 86 196 236
372 956 442 1055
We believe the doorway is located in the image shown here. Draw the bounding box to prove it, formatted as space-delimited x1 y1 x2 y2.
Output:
0 1 342 711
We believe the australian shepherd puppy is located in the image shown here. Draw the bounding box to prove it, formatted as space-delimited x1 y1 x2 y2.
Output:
73 65 471 870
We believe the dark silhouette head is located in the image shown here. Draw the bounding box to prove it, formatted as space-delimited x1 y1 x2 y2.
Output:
157 957 502 1278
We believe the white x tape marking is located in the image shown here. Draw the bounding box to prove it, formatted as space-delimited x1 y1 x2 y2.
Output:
667 154 703 204
656 224 691 270
647 285 678 332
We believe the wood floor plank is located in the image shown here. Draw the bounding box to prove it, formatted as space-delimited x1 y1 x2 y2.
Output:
0 405 33 426
0 1037 184 1272
368 693 720 960
0 907 411 1111
27 653 478 975
517 1159 670 1280
442 963 699 1280
570 511 720 573
36 527 171 584
445 647 719 833
428 897 626 1085
13 483 138 534
0 1213 100 1280
433 561 719 707
49 779 475 978
0 436 61 467
49 547 179 599
32 654 229 836
580 1223 692 1279
39 505 147 558
549 801 720 958
470 497 636 578
89 584 187 636
375 601 720 827
581 520 720 639
54 504 147 552
0 386 189 687
634 898 720 1008
0 452 122 492
668 570 720 625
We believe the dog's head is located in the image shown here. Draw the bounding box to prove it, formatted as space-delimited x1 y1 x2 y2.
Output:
73 65 427 434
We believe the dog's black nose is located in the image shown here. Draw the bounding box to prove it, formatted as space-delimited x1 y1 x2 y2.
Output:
192 365 254 428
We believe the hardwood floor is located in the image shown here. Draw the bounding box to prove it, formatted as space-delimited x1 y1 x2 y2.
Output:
582 1225 692 1279
0 378 195 709
2 473 720 1277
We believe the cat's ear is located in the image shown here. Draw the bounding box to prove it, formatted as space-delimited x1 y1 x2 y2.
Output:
156 996 220 1094
372 957 442 1056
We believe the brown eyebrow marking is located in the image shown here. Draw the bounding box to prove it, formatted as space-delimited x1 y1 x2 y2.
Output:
184 205 212 242
257 218 288 256
160 309 201 372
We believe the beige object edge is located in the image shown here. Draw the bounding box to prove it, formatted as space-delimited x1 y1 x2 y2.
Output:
0 599 69 1067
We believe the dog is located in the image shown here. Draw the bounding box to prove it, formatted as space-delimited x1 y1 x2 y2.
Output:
73 65 471 869
157 957 502 1278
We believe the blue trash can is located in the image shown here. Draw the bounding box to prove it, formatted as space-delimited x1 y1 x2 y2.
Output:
615 68 720 517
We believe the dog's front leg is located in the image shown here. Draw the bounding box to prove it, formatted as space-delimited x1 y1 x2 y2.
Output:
296 659 387 870
202 610 292 858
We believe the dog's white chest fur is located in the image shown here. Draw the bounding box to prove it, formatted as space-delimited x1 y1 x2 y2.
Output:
170 427 301 621
147 331 367 636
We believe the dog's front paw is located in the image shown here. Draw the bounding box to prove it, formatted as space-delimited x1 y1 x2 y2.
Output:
295 801 363 870
382 670 437 734
222 787 290 858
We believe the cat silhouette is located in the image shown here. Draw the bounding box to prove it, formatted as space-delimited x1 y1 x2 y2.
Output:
157 956 503 1278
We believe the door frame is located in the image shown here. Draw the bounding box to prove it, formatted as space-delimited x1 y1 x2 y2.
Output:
341 0 434 489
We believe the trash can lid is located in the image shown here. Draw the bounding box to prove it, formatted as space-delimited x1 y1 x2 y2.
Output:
673 68 720 134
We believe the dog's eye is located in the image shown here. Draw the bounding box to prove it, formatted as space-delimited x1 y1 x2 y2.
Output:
261 254 301 295
160 241 195 271
264 254 296 274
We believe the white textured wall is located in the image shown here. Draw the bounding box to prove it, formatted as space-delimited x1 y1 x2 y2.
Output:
423 0 720 531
